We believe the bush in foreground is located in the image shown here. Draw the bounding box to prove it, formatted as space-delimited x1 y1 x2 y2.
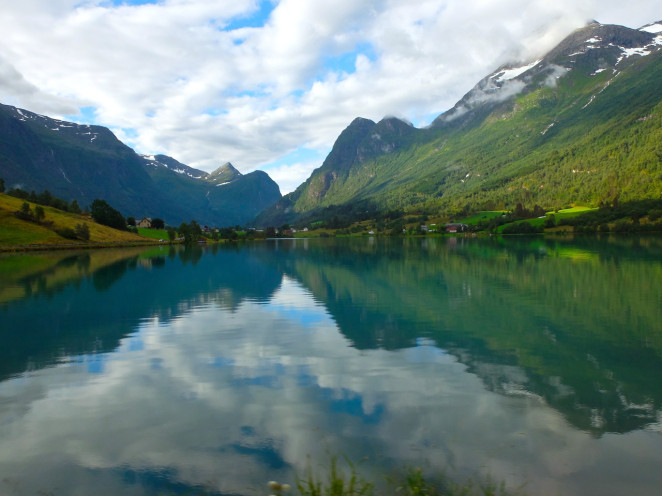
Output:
282 458 526 496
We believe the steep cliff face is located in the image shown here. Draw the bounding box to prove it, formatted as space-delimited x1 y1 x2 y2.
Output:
255 116 417 225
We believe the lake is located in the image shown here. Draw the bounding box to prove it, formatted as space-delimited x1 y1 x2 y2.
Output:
1 236 661 496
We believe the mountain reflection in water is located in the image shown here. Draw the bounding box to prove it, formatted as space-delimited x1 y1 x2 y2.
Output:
0 236 660 496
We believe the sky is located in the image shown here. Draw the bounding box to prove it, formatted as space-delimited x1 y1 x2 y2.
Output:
0 1 660 194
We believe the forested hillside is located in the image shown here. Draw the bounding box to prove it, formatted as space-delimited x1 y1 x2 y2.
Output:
255 22 662 227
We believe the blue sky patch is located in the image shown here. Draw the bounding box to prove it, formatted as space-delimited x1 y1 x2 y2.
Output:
224 0 275 31
323 43 377 76
64 106 98 125
263 147 327 169
106 0 159 6
121 127 139 139
409 111 440 128
202 107 228 117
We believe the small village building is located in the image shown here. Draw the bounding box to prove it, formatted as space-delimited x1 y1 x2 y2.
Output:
445 223 469 233
137 217 152 228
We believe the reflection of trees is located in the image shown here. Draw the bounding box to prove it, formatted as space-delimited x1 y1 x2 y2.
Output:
178 244 204 265
264 237 662 436
92 258 135 292
0 245 282 381
151 256 166 268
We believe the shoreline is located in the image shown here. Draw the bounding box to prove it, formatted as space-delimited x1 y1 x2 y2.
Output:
0 239 170 253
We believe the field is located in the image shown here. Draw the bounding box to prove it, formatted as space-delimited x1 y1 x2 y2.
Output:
457 211 508 225
451 206 597 233
137 227 169 240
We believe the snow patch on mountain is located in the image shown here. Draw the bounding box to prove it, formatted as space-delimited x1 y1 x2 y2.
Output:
9 105 100 142
618 46 654 59
640 23 662 34
615 36 662 65
568 36 602 56
140 154 210 180
491 60 541 83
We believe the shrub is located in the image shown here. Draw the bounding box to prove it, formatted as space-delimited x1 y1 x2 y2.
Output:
501 221 542 235
55 227 78 240
34 205 45 222
542 215 555 228
75 223 90 241
14 203 34 221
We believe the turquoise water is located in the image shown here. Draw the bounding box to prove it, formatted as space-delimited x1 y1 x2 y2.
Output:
1 236 661 495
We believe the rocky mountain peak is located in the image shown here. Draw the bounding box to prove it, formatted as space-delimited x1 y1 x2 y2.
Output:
207 162 242 185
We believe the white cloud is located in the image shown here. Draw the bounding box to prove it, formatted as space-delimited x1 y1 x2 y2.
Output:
0 0 660 192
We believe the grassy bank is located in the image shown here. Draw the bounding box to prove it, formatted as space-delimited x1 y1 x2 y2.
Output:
0 193 153 250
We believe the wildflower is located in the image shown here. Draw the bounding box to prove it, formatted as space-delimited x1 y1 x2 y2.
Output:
267 480 291 494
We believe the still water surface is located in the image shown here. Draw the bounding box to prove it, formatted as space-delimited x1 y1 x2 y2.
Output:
1 236 661 496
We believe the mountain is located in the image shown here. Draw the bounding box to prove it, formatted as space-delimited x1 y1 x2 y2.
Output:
0 104 281 226
206 162 243 185
255 21 662 227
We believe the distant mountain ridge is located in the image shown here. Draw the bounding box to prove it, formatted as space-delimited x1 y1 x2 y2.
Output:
0 104 281 226
255 20 662 226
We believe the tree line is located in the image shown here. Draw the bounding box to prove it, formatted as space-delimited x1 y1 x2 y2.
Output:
3 184 84 214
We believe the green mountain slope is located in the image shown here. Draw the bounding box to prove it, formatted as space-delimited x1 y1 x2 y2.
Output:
255 21 662 226
0 105 281 226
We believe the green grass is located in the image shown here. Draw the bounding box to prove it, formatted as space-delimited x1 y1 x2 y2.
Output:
553 206 596 218
494 206 598 232
289 458 525 496
0 193 150 247
137 227 169 240
457 211 508 225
